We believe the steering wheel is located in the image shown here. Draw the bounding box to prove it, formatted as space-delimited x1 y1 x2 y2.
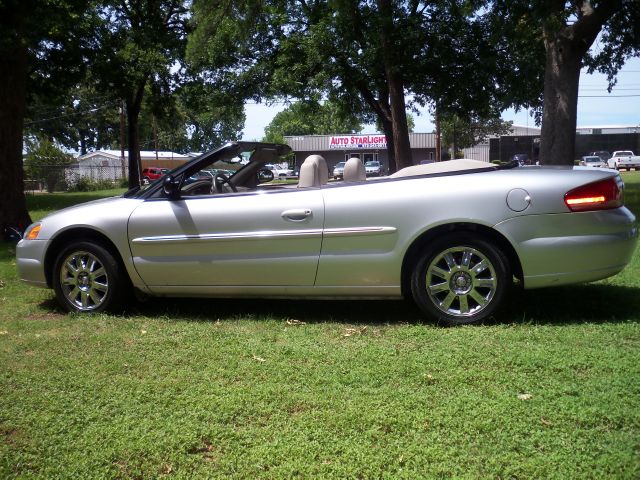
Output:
214 173 237 193
181 179 212 196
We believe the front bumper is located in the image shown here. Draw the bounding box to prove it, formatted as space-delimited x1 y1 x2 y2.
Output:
16 239 49 288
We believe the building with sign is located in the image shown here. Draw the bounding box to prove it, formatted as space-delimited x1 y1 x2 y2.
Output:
284 126 546 172
285 133 438 174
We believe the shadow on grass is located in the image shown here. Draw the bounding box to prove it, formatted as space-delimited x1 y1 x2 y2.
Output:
505 283 640 325
126 297 426 326
36 283 640 327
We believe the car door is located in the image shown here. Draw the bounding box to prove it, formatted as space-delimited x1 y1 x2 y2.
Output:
127 189 324 288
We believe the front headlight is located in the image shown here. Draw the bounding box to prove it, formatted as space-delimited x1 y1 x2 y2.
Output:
24 223 42 240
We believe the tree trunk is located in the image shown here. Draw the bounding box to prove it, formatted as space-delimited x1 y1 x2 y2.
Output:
126 83 146 188
378 114 396 174
539 34 582 165
377 0 412 170
79 129 88 155
539 1 619 165
0 34 32 234
387 73 413 169
352 80 398 173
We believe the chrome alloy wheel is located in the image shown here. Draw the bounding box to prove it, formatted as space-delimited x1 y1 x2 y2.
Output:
59 250 109 311
425 246 498 318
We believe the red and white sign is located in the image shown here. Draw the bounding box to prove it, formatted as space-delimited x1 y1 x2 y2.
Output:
328 135 387 150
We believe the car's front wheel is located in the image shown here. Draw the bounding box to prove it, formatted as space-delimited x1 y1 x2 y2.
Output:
410 234 511 326
53 241 127 313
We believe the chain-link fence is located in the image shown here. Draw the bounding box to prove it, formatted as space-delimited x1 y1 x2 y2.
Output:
25 165 129 193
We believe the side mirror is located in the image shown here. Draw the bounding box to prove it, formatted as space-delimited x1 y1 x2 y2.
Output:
258 168 275 183
162 175 180 199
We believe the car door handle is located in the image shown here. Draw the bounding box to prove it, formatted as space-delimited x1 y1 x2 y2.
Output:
281 209 312 222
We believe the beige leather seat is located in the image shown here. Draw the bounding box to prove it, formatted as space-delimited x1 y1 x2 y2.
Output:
343 157 366 182
298 155 328 188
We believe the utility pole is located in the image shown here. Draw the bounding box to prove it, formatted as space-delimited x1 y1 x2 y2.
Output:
153 115 158 162
435 105 441 162
119 100 126 179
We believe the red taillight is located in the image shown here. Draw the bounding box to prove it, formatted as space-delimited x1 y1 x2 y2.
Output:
564 177 623 212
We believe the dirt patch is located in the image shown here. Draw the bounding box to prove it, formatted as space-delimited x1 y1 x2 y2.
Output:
25 312 66 321
1 426 26 447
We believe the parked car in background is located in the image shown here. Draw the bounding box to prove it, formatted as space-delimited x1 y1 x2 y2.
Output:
512 153 531 166
16 141 638 326
142 167 169 184
265 163 294 178
333 161 346 180
580 155 607 168
590 151 611 163
184 169 215 185
607 151 640 171
364 160 383 176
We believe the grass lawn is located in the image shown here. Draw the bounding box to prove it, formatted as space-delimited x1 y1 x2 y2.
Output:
1 176 639 478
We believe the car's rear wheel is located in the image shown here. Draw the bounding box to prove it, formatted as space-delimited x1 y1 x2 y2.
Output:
53 241 127 313
410 234 511 326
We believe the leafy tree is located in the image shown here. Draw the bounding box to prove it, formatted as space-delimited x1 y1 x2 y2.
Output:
0 0 91 233
90 0 189 187
176 81 246 152
27 77 245 157
24 137 74 193
262 99 363 144
189 1 506 173
488 1 639 165
440 114 512 158
26 84 120 155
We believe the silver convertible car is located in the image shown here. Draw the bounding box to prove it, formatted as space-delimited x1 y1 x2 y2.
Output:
17 141 638 325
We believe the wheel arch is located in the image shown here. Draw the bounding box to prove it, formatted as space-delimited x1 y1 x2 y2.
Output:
400 222 523 299
44 227 129 288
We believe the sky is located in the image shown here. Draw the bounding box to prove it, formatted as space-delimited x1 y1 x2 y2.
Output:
241 56 640 140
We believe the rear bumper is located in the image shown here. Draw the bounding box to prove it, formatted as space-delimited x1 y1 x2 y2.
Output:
494 207 637 289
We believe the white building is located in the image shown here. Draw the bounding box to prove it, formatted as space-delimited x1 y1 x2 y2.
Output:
76 150 191 180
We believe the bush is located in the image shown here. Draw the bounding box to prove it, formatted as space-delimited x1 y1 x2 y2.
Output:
67 177 118 192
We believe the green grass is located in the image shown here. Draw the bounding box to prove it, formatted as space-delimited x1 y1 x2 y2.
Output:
25 188 126 222
1 180 640 478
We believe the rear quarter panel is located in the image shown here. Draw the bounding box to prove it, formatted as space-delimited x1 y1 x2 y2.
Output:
317 167 636 290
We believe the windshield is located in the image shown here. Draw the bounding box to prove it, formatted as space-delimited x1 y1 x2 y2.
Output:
129 156 242 197
125 142 292 199
365 161 379 167
335 162 345 169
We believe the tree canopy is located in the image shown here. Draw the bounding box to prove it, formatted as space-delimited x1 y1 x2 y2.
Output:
188 0 515 173
262 100 363 144
0 0 93 232
90 0 190 187
488 0 639 164
440 114 512 157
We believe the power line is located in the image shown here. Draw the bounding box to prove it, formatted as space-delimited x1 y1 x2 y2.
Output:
24 103 118 126
578 94 640 97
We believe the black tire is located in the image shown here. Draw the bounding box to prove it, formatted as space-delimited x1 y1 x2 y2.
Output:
410 233 511 326
52 241 127 313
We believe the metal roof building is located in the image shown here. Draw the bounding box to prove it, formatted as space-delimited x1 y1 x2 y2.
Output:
284 133 439 174
284 126 542 170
